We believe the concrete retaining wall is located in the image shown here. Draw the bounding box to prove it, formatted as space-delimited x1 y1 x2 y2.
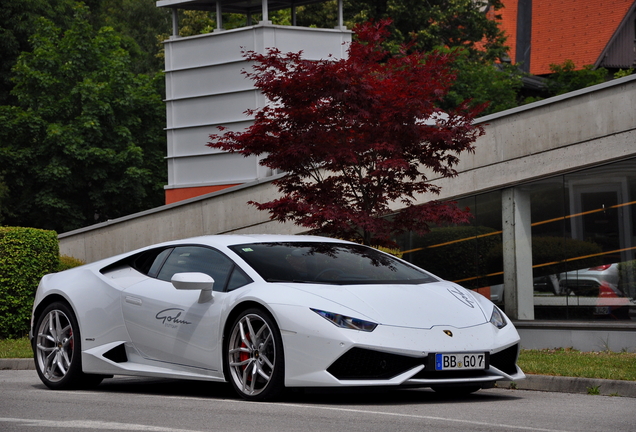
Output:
59 75 636 263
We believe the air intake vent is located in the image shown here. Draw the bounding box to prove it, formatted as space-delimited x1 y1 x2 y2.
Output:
103 344 128 363
490 344 519 375
327 348 423 380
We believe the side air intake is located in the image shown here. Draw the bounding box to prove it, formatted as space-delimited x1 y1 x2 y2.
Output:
103 344 128 363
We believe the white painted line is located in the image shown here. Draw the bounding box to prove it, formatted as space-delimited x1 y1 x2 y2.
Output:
0 418 204 432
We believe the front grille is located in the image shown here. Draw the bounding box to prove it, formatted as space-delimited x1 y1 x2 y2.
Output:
327 344 520 381
327 348 423 380
411 369 492 380
490 344 519 375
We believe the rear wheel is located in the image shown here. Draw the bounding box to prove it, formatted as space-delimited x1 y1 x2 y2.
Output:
225 308 284 401
33 302 103 390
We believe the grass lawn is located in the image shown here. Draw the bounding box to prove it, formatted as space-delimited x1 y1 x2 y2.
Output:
2 337 635 381
518 348 636 381
0 337 32 359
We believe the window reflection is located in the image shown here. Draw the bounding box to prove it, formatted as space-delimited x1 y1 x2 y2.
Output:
398 158 636 321
398 191 505 306
526 159 635 320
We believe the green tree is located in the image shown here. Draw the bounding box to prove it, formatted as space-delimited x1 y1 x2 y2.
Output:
0 0 77 105
297 0 522 115
85 0 172 75
543 59 608 97
0 6 166 232
441 47 522 115
299 0 507 59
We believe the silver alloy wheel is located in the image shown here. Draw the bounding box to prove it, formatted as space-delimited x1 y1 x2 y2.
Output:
35 309 75 383
227 313 276 397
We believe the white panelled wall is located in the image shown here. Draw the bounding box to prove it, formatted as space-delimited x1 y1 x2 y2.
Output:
163 24 351 202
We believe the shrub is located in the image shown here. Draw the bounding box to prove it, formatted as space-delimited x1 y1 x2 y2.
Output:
58 254 85 272
0 227 59 338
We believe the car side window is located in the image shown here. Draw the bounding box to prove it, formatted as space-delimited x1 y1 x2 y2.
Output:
156 246 250 292
125 247 173 276
147 248 173 278
226 267 252 292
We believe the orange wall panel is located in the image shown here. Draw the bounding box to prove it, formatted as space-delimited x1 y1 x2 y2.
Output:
165 184 241 205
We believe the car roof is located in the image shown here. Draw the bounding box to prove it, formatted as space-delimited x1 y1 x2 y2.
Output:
162 234 347 248
83 234 351 271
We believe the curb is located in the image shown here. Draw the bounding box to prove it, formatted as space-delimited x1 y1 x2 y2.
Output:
504 374 636 398
2 358 635 398
0 358 35 371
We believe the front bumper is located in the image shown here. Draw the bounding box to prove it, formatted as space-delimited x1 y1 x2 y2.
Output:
274 304 525 388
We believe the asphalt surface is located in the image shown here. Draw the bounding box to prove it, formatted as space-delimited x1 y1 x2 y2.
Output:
4 370 636 432
2 358 635 398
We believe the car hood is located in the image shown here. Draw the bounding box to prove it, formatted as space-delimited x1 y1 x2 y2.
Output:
289 281 490 329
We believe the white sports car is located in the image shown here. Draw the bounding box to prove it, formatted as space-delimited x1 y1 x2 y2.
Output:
31 235 524 401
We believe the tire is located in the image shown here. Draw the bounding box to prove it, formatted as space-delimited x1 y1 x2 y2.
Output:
33 302 103 390
431 385 482 396
225 308 284 401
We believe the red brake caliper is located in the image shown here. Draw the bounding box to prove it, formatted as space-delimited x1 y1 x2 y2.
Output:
239 335 251 382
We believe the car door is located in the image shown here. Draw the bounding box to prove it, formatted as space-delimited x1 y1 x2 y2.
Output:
121 245 240 373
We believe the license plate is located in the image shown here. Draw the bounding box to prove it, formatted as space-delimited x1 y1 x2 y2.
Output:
435 353 487 371
593 306 610 315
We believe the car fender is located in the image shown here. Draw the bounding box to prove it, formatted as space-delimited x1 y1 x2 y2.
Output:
32 267 131 352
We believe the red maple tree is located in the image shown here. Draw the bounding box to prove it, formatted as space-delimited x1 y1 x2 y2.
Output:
209 20 485 247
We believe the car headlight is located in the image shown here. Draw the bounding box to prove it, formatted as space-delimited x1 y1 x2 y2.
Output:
490 306 508 329
311 308 377 332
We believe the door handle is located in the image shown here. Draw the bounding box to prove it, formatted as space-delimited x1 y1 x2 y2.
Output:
125 296 143 306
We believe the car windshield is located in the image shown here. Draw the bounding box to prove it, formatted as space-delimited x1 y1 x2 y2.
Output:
228 242 439 285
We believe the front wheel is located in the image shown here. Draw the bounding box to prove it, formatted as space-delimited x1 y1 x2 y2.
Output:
225 308 284 401
33 302 103 390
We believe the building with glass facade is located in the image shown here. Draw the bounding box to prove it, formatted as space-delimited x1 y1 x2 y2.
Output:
398 158 636 322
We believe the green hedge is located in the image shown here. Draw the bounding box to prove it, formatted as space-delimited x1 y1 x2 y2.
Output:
59 254 85 272
0 227 59 338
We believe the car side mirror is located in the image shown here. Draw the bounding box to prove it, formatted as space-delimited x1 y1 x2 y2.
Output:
171 272 215 303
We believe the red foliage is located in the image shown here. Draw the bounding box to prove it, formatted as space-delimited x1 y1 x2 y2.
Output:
209 20 485 247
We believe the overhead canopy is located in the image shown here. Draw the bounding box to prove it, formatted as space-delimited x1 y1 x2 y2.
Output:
156 0 328 15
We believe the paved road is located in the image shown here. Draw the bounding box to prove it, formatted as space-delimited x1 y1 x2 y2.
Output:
1 370 634 432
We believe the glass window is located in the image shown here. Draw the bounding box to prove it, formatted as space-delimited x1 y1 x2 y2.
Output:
397 158 636 321
148 248 173 278
528 158 636 320
157 246 245 291
227 267 252 292
122 247 172 276
229 242 437 285
397 191 504 305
